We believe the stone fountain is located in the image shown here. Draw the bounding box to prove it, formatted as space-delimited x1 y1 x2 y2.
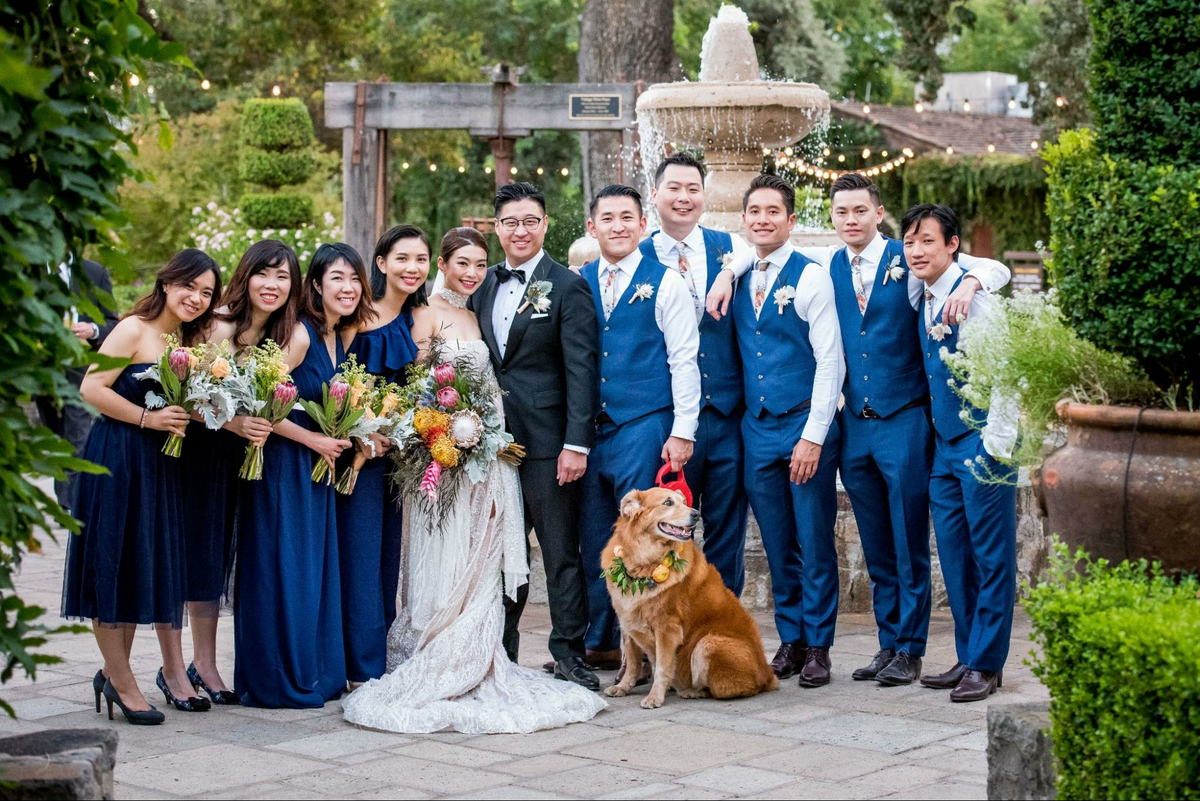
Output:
568 4 840 266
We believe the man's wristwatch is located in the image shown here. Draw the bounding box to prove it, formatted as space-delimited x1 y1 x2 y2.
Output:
89 322 100 341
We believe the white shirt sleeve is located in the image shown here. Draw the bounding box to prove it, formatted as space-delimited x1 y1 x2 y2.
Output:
655 268 702 441
794 245 838 271
793 267 845 445
959 252 1012 294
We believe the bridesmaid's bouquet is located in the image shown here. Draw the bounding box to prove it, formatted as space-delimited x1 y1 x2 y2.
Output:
223 340 300 480
333 377 402 495
389 338 523 513
136 336 238 457
299 355 376 486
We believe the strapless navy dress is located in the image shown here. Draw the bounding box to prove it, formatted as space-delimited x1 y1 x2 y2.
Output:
336 310 417 682
234 320 346 707
62 365 186 628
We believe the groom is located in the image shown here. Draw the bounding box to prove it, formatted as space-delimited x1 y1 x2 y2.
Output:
469 182 601 691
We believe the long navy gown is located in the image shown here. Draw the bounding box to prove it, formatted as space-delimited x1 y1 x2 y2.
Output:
62 365 186 629
336 310 416 682
234 320 346 707
181 423 239 613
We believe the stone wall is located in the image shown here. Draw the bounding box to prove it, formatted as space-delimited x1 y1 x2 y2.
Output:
529 476 1050 614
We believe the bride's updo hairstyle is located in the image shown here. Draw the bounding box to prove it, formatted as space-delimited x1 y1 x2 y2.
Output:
439 227 489 264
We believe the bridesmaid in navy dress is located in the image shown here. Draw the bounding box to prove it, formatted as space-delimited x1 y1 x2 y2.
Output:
180 240 301 705
63 249 221 724
338 225 427 686
234 242 374 707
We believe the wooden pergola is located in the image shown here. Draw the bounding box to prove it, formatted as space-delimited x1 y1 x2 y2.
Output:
325 65 640 260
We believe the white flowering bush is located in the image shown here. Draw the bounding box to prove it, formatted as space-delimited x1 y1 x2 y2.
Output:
943 290 1157 470
188 201 343 273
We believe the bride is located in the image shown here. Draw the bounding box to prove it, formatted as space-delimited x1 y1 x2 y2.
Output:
342 227 606 734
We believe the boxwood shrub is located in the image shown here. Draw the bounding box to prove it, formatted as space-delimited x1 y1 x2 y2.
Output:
241 194 314 229
1025 543 1200 800
239 151 316 189
240 98 314 151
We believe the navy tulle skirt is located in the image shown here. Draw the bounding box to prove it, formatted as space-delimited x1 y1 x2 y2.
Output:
181 423 239 610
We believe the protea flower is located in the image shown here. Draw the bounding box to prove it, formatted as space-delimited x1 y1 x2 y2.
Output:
430 434 460 468
169 348 191 380
329 380 350 406
433 363 456 385
435 386 460 409
274 382 298 405
449 409 482 448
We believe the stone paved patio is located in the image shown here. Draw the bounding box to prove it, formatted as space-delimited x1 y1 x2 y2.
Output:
3 524 1046 799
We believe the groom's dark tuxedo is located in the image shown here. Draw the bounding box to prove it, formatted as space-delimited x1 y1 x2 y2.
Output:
468 252 600 662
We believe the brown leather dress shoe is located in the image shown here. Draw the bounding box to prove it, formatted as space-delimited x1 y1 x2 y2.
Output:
852 649 895 681
950 669 1002 702
585 648 622 671
797 646 832 688
770 642 806 680
920 661 969 689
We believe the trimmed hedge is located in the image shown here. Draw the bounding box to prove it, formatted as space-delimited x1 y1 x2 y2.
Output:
240 98 314 151
241 194 314 229
1042 129 1200 393
239 151 316 189
1088 0 1200 167
1025 544 1200 800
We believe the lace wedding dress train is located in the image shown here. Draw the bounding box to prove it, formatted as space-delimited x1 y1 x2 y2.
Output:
342 341 606 734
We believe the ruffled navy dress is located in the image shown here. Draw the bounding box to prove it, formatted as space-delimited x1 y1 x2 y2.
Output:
62 365 187 628
337 310 417 682
234 320 346 707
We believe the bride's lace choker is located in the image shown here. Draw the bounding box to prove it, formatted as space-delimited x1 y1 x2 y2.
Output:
438 287 469 309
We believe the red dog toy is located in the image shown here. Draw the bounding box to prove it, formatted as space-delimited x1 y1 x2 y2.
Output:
655 462 694 508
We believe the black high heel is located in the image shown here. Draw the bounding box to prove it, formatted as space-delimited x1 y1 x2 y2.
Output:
187 662 239 705
156 668 211 712
102 679 164 725
92 670 106 713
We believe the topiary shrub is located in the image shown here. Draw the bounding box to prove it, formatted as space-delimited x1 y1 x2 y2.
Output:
1042 128 1200 395
239 151 315 189
240 98 314 151
241 194 314 230
1025 542 1200 800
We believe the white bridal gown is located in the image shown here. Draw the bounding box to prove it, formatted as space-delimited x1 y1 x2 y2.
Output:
342 340 606 734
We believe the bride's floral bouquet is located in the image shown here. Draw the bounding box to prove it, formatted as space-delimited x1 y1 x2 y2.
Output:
222 340 300 480
390 338 524 512
299 355 380 485
136 335 238 457
333 372 400 495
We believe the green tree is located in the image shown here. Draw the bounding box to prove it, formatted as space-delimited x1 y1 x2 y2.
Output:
944 0 1041 79
1027 0 1092 135
812 0 902 102
0 0 187 711
885 0 977 100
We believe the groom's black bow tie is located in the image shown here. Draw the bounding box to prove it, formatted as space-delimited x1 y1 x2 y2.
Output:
495 265 527 284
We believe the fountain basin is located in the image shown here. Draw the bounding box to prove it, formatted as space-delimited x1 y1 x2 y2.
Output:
636 81 830 149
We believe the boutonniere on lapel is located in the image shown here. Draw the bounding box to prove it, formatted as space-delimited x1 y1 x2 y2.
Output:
927 321 953 341
773 286 796 315
628 282 655 304
882 254 905 285
719 251 735 269
517 280 553 314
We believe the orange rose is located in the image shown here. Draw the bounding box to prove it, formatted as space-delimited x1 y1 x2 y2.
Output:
210 357 232 379
651 565 671 583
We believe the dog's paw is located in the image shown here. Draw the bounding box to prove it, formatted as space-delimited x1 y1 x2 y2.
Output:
640 694 665 709
603 685 629 698
676 687 710 699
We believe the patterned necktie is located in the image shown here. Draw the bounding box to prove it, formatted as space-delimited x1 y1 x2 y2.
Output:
753 260 769 315
852 255 868 314
674 244 702 321
924 289 934 334
603 266 617 320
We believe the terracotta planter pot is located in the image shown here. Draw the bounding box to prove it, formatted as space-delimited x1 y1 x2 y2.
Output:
1032 401 1200 572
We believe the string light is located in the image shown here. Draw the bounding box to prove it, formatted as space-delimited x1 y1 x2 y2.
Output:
915 102 924 113
128 74 140 87
536 167 544 175
271 84 281 96
1056 96 1066 107
902 147 915 158
1008 98 1017 110
946 146 954 155
822 147 831 157
784 146 794 156
987 144 996 153
861 148 871 159
200 79 211 91
963 99 971 112
881 150 888 158
1031 140 1040 150
762 147 771 156
862 104 871 114
485 166 492 174
457 165 465 173
429 163 437 172
510 166 517 175
561 167 569 176
401 161 410 170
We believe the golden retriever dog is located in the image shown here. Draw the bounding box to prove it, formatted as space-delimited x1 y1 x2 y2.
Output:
601 488 778 708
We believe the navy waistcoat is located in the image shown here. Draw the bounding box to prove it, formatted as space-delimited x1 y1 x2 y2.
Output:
921 272 986 442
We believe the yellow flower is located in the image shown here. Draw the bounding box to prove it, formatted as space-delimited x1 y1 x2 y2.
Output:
350 384 367 408
210 357 232 379
651 564 671 584
612 545 625 559
379 393 399 416
413 407 450 437
430 434 459 468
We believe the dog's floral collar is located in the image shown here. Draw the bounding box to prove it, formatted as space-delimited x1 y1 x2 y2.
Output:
603 548 688 595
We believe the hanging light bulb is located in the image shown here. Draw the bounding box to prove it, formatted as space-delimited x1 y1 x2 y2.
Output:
485 166 493 174
271 84 281 96
784 146 794 156
510 166 517 175
987 143 996 153
200 79 211 91
1031 140 1040 150
881 150 888 158
536 167 545 175
822 147 831 157
128 74 140 87
401 161 410 170
457 165 465 173
1055 96 1066 107
862 104 871 114
861 148 871 159
762 147 771 156
915 101 924 113
837 153 846 163
1008 98 1017 110
963 99 971 112
429 163 437 172
946 146 954 155
903 147 914 158
561 167 569 176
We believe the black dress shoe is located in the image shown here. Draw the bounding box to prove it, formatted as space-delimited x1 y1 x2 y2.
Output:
770 642 806 680
542 660 556 675
852 649 895 681
950 669 1002 702
920 661 969 689
554 656 600 691
797 647 832 688
875 652 922 686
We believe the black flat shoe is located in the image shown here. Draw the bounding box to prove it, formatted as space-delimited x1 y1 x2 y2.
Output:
157 668 211 712
102 680 164 725
92 669 106 713
188 662 240 705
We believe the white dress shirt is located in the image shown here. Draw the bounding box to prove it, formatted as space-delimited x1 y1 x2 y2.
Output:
753 242 846 446
491 248 544 359
926 262 1018 460
600 250 701 441
727 233 1013 309
652 227 752 322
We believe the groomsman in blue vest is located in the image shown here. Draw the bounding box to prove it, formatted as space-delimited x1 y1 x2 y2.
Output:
707 173 1011 686
903 203 1017 702
638 153 753 594
579 184 702 666
734 175 845 687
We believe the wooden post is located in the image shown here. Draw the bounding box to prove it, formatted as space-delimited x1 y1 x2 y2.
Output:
488 137 517 192
343 82 384 261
